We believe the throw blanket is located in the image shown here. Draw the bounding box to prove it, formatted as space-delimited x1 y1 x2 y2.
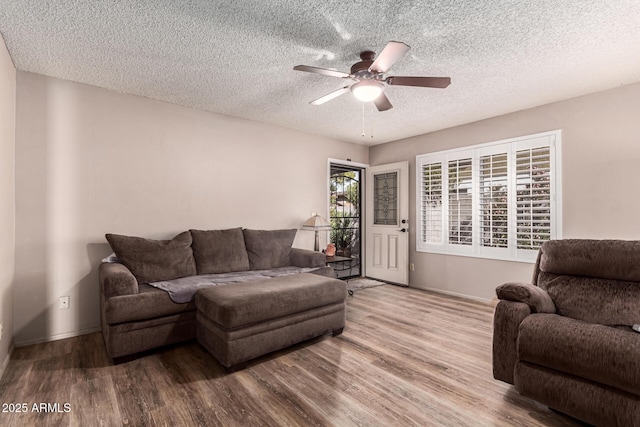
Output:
149 266 318 303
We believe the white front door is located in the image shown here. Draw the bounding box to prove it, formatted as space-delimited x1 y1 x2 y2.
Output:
365 161 409 285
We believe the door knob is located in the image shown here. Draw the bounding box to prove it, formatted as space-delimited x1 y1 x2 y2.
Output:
398 228 407 233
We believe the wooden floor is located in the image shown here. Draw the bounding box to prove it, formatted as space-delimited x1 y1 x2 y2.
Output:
0 285 584 427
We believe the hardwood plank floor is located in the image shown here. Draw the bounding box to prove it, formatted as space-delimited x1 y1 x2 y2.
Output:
0 285 584 426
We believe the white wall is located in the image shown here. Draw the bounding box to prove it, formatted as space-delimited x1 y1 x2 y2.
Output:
14 72 368 345
0 34 16 372
370 82 640 300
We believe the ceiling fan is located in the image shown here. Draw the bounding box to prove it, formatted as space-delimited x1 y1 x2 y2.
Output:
293 41 451 112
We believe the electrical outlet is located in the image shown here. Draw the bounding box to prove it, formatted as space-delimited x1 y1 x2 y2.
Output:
59 296 70 309
409 263 415 271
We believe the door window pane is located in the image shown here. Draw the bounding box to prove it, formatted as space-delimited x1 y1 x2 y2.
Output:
374 172 398 225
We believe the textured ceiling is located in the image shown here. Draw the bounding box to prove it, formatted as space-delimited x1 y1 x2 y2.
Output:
1 1 640 145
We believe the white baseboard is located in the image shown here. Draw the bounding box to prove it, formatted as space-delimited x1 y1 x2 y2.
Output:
14 326 101 348
409 284 493 304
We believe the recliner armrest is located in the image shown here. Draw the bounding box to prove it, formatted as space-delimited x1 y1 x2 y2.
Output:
496 281 556 314
493 281 556 385
493 300 531 384
290 248 326 268
99 262 139 298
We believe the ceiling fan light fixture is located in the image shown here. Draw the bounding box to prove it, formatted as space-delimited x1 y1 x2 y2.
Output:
350 80 384 102
294 41 451 112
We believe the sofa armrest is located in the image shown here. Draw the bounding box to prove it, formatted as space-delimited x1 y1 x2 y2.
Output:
493 300 531 384
290 248 326 268
496 282 556 314
99 262 139 298
310 266 335 278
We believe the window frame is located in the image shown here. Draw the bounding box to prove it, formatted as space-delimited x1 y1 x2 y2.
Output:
416 130 562 263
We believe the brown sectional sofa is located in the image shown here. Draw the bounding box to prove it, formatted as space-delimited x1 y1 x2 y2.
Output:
99 227 345 366
493 239 640 427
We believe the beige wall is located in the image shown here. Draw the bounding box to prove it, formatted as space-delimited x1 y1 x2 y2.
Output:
0 35 16 371
370 82 640 300
14 72 368 345
11 67 640 344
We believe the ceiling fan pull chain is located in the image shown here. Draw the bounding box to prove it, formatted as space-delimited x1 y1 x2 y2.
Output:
361 103 366 139
371 105 374 140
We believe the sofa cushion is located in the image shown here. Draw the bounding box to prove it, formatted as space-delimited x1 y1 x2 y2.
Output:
195 273 347 329
105 231 196 283
518 314 640 395
190 228 250 274
537 272 640 326
243 229 297 270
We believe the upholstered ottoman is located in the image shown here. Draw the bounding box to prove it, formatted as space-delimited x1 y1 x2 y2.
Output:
195 272 347 372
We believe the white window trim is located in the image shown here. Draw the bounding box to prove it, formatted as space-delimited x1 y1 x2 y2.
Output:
416 130 562 263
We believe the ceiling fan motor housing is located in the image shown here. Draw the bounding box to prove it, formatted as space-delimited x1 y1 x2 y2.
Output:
350 50 379 79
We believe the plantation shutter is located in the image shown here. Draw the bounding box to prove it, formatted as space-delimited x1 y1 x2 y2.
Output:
479 153 508 248
448 158 473 245
416 130 559 262
516 146 552 249
420 162 443 244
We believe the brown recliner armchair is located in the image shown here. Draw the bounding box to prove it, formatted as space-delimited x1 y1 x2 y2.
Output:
493 239 640 427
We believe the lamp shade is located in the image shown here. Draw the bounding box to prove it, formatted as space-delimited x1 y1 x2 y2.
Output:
302 214 332 252
302 214 332 230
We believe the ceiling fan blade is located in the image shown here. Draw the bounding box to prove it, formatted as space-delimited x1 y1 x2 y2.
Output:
294 65 350 79
386 76 451 88
310 86 351 105
369 41 411 74
373 93 393 111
